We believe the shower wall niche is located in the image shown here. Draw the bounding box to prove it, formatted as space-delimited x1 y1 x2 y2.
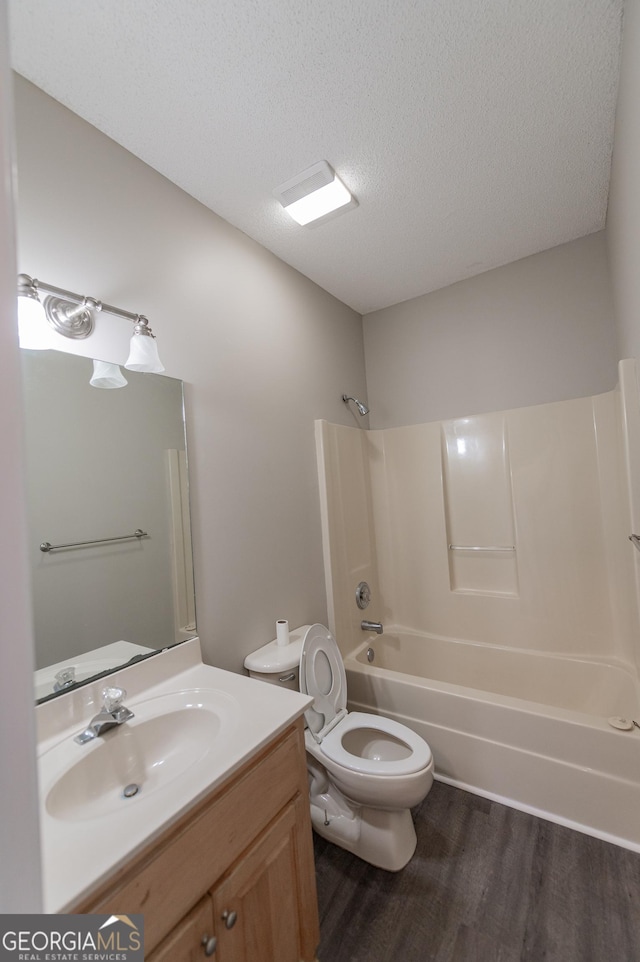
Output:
442 414 518 597
316 361 640 673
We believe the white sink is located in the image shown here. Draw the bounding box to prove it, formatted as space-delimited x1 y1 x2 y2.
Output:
40 689 239 822
36 641 313 913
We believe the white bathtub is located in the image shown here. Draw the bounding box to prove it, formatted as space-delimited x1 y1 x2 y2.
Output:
344 631 640 851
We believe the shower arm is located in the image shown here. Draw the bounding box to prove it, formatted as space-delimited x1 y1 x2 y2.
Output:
342 394 369 416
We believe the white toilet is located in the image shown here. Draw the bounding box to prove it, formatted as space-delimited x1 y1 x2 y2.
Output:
245 623 434 871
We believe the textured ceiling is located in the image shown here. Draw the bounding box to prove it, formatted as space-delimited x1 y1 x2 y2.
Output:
8 0 623 315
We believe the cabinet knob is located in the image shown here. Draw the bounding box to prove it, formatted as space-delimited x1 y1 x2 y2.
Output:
201 934 217 956
222 909 237 929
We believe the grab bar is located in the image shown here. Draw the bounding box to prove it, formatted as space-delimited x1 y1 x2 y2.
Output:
40 528 148 553
629 534 640 553
448 544 515 552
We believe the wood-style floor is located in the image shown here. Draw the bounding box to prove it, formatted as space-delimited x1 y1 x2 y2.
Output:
313 781 640 962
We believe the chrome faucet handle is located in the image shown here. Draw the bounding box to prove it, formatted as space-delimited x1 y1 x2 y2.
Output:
74 685 133 744
53 666 76 691
101 686 127 712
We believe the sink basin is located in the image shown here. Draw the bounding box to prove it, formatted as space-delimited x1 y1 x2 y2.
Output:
36 645 315 913
41 689 239 822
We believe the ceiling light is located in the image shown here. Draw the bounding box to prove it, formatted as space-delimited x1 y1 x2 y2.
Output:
274 160 357 227
16 274 165 374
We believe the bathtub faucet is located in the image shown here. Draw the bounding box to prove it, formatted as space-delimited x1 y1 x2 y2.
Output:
361 620 384 634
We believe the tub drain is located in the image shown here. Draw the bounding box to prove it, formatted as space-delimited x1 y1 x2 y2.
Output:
123 783 140 798
607 716 635 731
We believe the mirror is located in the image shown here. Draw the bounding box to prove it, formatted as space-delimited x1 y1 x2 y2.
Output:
21 350 196 703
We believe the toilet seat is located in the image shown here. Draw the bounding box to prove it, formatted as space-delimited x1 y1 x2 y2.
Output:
321 712 433 776
300 624 432 777
300 624 348 738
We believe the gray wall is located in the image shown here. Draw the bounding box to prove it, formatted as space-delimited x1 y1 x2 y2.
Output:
363 232 618 429
13 75 368 673
607 0 640 357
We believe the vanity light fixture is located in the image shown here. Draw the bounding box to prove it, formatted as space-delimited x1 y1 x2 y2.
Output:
273 160 357 227
16 273 165 374
17 274 54 349
125 317 165 373
89 360 128 389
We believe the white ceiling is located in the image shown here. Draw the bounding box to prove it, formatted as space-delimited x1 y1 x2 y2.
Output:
8 0 623 315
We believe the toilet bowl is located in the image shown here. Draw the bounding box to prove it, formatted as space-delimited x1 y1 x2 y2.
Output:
308 713 433 810
245 623 434 871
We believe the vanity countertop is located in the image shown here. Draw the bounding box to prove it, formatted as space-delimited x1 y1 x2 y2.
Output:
36 638 312 913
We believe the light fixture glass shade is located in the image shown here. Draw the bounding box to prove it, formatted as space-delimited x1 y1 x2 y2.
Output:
18 294 53 349
124 333 165 373
284 175 353 226
90 359 128 389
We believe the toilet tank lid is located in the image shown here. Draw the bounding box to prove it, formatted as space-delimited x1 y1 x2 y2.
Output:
243 624 311 673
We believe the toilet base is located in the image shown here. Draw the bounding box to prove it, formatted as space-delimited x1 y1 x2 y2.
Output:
309 797 418 872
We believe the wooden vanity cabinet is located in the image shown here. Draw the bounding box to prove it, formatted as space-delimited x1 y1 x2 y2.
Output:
146 896 215 962
74 720 319 962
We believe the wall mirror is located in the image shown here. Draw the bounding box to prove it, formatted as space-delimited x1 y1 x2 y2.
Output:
21 349 197 704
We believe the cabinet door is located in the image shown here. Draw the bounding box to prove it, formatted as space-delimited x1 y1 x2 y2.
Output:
211 801 304 962
147 895 218 962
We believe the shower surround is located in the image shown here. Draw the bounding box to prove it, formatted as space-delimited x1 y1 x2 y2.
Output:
315 361 640 848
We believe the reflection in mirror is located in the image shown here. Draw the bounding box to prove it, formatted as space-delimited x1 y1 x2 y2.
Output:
21 350 196 703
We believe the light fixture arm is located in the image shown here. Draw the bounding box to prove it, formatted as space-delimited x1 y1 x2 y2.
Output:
63 298 101 321
131 316 156 338
22 274 145 325
18 273 164 373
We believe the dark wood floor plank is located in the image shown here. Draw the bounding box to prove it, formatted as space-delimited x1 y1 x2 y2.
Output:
471 804 540 951
314 781 640 962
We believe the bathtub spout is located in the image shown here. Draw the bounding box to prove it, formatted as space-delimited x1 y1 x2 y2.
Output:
361 620 384 634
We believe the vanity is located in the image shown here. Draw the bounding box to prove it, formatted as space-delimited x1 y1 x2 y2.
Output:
36 639 320 961
25 351 319 957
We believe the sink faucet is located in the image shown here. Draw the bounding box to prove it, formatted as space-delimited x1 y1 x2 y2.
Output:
74 687 135 744
53 666 76 692
361 620 384 634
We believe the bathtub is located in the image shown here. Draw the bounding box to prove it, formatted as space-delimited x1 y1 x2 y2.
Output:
344 631 640 851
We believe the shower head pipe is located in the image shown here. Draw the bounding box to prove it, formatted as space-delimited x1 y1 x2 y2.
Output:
342 394 369 416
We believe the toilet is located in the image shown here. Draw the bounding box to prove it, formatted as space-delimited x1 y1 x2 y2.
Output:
245 623 434 871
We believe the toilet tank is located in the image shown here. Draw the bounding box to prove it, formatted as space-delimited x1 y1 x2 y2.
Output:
244 625 310 691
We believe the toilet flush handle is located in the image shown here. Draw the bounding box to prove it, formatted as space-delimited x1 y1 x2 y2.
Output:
278 672 296 683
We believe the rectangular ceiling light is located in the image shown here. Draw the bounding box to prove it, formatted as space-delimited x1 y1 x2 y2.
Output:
274 160 357 227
